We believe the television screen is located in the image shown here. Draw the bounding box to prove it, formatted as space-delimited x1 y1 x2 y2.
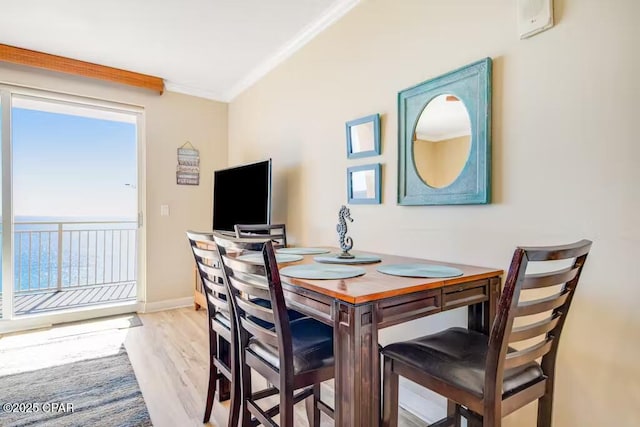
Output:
212 159 272 231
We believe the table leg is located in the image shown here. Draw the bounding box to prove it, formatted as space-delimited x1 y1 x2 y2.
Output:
333 300 380 427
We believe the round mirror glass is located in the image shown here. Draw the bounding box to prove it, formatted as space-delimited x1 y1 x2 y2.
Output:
413 94 472 188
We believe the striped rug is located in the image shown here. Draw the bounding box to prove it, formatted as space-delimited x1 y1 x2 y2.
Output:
0 346 151 427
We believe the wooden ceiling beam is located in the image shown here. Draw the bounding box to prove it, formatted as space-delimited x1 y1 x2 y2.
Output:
0 43 164 94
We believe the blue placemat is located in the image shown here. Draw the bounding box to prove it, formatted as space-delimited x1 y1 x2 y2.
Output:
313 254 382 265
280 264 366 280
276 247 330 255
236 253 304 264
377 263 464 278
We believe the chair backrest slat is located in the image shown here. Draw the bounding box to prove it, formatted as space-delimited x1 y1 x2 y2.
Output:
201 274 226 294
514 289 570 317
509 314 561 343
222 254 267 276
187 231 229 306
192 246 220 265
485 239 591 401
216 234 268 252
240 317 280 348
228 275 272 301
522 266 580 289
504 339 554 370
522 240 591 261
192 247 227 298
236 297 276 325
206 291 230 314
191 247 224 278
235 223 287 248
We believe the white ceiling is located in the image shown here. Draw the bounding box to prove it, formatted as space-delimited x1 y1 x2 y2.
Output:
0 0 359 101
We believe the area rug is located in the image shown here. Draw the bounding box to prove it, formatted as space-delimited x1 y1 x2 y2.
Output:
0 314 144 377
0 346 152 427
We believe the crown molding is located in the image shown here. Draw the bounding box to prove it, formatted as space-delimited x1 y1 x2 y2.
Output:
164 81 228 102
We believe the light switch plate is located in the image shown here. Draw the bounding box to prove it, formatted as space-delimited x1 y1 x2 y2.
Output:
518 0 554 39
160 204 170 216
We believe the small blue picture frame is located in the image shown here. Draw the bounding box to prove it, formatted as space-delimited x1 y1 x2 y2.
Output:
346 114 381 159
347 163 381 205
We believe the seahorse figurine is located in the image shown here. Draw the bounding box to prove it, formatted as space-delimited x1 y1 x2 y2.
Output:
336 205 354 259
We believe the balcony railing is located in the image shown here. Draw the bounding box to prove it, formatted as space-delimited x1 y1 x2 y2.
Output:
12 220 138 295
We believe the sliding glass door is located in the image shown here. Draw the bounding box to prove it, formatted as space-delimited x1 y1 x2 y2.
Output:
0 92 6 319
0 87 143 322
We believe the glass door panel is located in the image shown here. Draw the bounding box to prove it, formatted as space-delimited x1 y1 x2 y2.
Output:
11 95 139 316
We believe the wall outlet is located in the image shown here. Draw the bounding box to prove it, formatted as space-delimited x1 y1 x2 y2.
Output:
160 204 170 216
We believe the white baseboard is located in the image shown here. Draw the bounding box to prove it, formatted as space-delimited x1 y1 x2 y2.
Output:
139 296 194 313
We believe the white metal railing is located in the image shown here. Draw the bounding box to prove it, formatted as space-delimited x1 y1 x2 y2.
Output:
12 220 137 294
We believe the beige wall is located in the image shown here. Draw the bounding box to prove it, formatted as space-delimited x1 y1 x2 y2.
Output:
0 63 228 304
229 0 640 425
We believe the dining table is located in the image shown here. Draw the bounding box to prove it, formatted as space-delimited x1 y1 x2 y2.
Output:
276 248 503 427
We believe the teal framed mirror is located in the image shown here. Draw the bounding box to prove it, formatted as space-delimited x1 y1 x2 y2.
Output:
398 57 492 205
346 113 381 159
347 163 381 204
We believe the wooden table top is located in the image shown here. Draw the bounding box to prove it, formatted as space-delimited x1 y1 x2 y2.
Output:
278 248 503 304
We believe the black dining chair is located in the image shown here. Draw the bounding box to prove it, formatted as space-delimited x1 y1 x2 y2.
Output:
234 223 287 248
381 240 592 427
187 230 307 425
187 231 241 426
213 232 335 427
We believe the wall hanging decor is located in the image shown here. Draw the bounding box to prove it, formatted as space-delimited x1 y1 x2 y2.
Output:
347 163 381 205
346 113 381 158
176 141 200 185
398 57 492 205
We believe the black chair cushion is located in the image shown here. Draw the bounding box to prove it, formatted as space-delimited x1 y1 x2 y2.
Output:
248 317 334 374
381 327 544 398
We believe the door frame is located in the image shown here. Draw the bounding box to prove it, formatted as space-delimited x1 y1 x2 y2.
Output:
0 83 146 332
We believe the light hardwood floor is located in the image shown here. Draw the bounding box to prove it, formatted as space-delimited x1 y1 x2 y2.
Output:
128 308 426 427
3 308 426 427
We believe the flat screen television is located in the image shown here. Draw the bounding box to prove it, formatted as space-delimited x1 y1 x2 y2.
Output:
212 159 272 232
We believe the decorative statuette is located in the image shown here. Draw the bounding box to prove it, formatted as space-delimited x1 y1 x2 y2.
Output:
336 205 354 259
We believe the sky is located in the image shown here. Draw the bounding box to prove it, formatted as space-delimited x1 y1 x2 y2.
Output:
10 106 137 220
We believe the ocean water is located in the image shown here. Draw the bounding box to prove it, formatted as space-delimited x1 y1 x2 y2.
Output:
1 217 137 292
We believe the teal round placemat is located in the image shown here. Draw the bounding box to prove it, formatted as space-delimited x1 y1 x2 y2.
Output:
313 254 382 265
236 253 304 264
377 263 464 278
280 264 366 280
276 247 330 255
